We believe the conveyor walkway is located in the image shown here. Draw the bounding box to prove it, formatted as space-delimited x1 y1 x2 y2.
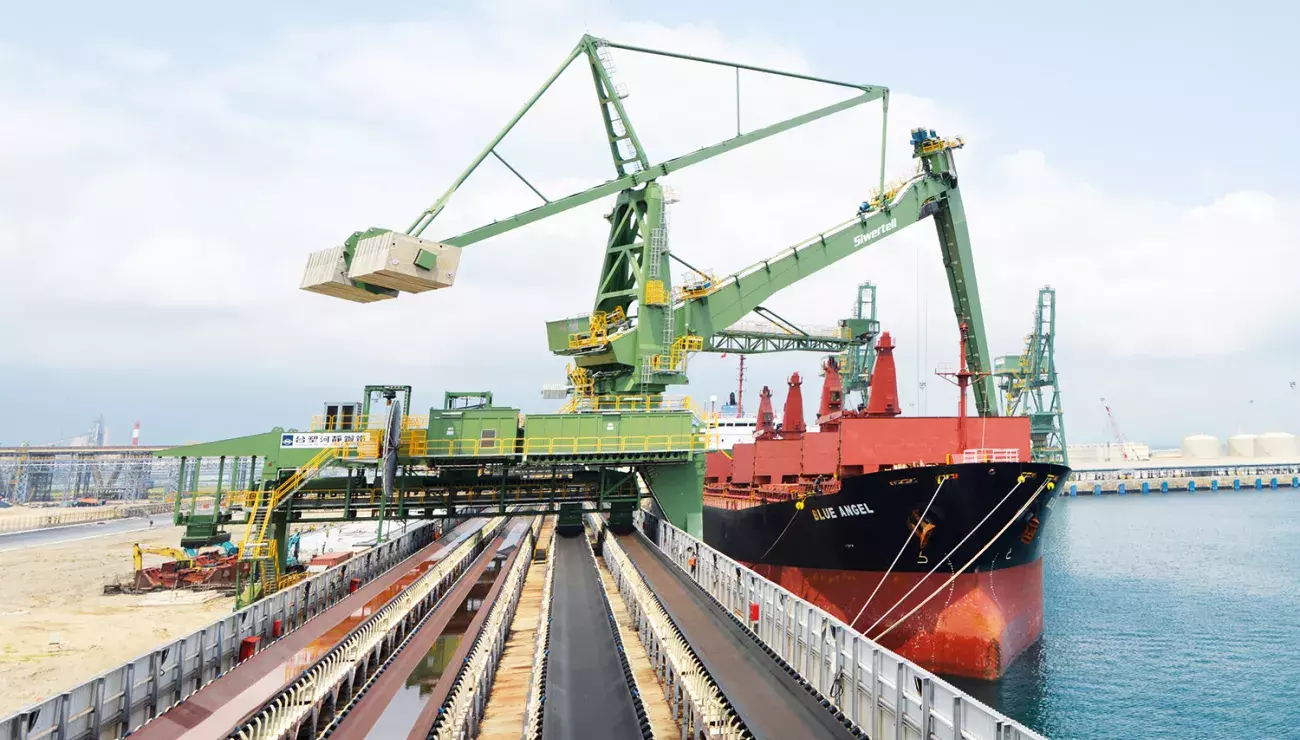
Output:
618 532 859 740
478 519 554 738
542 536 643 740
128 518 489 740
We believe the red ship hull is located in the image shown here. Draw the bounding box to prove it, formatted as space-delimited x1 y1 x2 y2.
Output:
748 560 1044 679
700 335 1065 679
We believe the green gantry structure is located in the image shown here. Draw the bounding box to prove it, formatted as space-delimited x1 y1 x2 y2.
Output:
171 34 1007 607
994 286 1069 465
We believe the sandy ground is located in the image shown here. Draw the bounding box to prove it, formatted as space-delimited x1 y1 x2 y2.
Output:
0 523 233 715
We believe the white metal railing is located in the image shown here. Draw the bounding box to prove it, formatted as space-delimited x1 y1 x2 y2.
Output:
428 522 536 740
722 318 846 339
231 518 506 739
959 448 1021 463
634 511 1047 740
522 529 557 740
595 514 747 739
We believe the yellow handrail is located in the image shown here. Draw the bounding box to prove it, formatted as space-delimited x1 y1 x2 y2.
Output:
240 444 341 553
567 306 628 350
409 432 719 458
309 414 428 432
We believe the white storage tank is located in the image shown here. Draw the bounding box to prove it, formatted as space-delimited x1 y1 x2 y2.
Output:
1181 434 1220 459
1227 433 1257 458
1256 432 1297 458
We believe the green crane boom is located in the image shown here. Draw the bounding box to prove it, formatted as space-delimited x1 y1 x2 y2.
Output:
301 34 998 416
548 132 997 415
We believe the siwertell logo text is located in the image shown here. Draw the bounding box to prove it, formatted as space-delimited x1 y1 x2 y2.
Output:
853 218 898 248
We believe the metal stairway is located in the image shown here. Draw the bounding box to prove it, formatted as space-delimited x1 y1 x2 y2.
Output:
238 444 342 599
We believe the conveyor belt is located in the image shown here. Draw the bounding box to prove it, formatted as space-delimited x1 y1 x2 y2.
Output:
328 520 533 739
542 536 643 740
129 518 487 740
323 530 508 739
618 532 858 740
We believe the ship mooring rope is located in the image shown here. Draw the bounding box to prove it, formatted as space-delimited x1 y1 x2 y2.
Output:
869 478 1050 643
847 478 947 631
859 475 1028 637
755 506 802 563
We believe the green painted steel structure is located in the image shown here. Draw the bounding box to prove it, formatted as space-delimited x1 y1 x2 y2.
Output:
280 35 1005 576
994 286 1068 465
305 35 996 414
155 385 709 580
840 282 881 406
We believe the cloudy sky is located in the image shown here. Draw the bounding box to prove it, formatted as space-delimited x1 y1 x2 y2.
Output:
1 0 1296 449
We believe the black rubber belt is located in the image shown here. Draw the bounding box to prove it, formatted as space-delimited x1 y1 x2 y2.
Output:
619 533 861 740
543 536 644 740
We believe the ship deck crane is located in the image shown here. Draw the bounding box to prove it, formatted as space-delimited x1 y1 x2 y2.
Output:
301 34 998 416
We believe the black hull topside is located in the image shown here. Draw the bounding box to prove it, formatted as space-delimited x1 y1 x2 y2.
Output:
703 461 1068 574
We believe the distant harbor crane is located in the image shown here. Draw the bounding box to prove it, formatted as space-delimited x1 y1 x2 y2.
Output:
994 287 1068 465
1101 397 1131 461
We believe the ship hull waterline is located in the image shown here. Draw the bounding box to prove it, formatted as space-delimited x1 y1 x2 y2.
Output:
701 461 1065 680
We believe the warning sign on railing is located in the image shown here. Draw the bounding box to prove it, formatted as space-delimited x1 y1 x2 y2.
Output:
280 432 365 449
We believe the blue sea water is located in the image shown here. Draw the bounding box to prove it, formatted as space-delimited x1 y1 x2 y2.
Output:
950 490 1300 739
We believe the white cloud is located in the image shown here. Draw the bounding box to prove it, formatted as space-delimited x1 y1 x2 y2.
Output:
1 5 1297 446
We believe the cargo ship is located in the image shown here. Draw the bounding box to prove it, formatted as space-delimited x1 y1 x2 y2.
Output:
701 329 1068 679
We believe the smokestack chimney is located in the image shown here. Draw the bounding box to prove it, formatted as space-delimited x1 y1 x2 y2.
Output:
131 421 140 447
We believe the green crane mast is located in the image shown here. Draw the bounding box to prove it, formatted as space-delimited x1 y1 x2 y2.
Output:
839 282 880 406
300 34 998 416
994 286 1068 464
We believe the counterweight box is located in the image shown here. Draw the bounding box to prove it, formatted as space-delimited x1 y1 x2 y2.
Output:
346 232 462 294
300 246 397 303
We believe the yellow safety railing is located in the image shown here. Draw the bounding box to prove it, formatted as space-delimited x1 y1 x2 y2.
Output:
223 490 260 508
522 434 714 456
644 279 669 305
418 438 506 457
865 164 926 210
567 306 627 350
568 394 693 413
919 135 965 155
649 334 703 374
678 394 713 421
402 427 427 455
408 432 719 458
309 414 428 432
558 364 595 413
336 430 384 460
676 271 718 299
239 444 341 557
